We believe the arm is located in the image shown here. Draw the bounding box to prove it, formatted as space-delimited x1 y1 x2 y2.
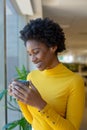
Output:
17 73 33 124
38 75 85 130
17 101 33 124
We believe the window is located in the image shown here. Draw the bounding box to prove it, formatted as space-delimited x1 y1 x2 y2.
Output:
0 0 6 128
6 0 28 126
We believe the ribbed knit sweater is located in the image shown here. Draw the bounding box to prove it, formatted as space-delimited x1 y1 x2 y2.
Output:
18 63 85 130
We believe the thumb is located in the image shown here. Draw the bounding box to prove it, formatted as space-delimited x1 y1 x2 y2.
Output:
29 81 38 92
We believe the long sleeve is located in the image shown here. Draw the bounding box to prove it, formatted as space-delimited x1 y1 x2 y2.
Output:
17 73 33 124
17 101 33 124
16 64 85 130
39 75 85 130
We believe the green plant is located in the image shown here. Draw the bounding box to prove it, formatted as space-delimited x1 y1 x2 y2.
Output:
63 63 79 72
0 65 32 130
0 89 7 101
15 65 28 80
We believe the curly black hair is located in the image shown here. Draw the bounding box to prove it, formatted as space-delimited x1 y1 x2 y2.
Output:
20 17 66 53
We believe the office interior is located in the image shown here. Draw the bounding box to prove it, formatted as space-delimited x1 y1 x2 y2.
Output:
0 0 87 130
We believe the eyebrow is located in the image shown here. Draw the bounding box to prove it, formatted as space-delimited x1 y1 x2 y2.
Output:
32 48 40 51
27 48 40 53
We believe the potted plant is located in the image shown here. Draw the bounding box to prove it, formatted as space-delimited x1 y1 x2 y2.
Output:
0 65 32 130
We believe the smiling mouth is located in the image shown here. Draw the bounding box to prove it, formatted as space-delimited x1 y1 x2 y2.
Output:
36 64 41 68
35 62 42 68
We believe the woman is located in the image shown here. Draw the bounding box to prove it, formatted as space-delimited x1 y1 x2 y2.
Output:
8 18 85 130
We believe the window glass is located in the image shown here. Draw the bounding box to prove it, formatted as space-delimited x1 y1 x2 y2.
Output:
0 0 6 129
6 0 28 127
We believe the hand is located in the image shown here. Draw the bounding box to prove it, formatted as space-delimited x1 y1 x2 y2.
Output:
8 82 15 97
9 80 47 110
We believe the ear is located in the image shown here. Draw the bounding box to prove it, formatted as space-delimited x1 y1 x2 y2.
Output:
50 46 57 53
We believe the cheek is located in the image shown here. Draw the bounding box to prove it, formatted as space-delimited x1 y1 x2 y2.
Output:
38 49 53 62
46 52 55 64
42 52 52 63
38 51 47 60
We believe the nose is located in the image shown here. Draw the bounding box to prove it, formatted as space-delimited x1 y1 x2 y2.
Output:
31 55 37 63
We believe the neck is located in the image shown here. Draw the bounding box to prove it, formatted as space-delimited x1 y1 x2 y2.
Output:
46 58 60 70
42 62 63 76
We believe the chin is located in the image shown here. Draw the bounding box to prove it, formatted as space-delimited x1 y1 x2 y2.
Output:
38 68 45 71
37 66 46 71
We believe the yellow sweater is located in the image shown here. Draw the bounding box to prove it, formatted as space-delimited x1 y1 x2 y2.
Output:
18 63 85 130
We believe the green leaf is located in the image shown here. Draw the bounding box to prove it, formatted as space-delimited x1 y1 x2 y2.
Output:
7 101 21 112
1 66 32 130
22 65 27 73
2 118 32 130
15 67 23 78
15 65 28 80
0 89 7 101
2 120 20 130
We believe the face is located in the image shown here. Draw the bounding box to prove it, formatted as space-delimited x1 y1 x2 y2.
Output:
26 40 58 71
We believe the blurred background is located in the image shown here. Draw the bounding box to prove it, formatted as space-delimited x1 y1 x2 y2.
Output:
0 0 87 129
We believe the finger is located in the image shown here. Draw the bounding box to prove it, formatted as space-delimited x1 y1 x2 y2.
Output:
13 90 29 104
12 81 24 87
13 80 29 87
8 84 13 96
8 83 13 89
15 80 29 87
12 87 25 99
13 92 25 102
13 85 26 97
8 89 13 96
12 81 29 91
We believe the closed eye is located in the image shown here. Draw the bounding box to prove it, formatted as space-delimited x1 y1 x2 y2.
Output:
27 48 40 56
27 51 40 56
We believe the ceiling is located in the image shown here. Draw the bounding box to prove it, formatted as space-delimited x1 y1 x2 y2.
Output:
12 0 87 51
12 0 87 62
41 0 87 53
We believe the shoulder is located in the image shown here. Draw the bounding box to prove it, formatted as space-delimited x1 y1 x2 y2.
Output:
27 69 41 80
73 73 84 84
69 73 85 93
